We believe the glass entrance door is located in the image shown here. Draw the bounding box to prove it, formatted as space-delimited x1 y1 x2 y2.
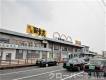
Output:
6 53 11 60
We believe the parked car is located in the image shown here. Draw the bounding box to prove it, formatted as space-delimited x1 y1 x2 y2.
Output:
84 58 106 77
36 58 58 67
63 58 86 71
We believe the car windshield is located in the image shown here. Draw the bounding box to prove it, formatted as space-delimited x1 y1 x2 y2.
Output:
46 58 54 61
68 59 78 64
89 59 106 65
102 60 106 66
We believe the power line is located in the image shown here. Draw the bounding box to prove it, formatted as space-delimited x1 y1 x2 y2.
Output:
101 0 106 6
83 0 104 19
96 0 105 11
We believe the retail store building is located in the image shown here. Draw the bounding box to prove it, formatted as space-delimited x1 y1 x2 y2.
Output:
0 28 85 62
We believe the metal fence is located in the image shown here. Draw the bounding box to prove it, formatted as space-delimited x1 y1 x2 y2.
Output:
0 59 36 67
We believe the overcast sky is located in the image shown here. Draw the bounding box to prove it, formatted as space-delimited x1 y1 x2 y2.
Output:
0 0 106 53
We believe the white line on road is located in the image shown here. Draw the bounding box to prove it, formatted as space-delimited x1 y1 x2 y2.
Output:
0 68 45 76
0 64 62 76
12 69 65 80
61 71 84 80
0 66 60 76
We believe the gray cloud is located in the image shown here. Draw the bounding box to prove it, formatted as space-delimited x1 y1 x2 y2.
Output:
0 0 105 53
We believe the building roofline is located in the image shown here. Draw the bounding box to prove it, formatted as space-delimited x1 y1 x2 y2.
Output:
82 45 89 48
0 28 84 48
0 28 43 40
44 37 83 48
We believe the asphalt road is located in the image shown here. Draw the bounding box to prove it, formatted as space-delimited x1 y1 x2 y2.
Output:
0 64 105 80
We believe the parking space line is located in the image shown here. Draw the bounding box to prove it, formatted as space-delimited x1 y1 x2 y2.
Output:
12 69 65 80
61 71 84 80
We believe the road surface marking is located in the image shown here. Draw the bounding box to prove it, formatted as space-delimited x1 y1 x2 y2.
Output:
0 66 60 76
12 69 65 80
0 68 46 76
61 71 84 80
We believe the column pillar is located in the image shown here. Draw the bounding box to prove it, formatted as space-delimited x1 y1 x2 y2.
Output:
2 49 6 60
47 52 49 58
60 45 62 62
52 43 54 58
39 51 42 59
72 48 75 58
11 50 16 60
23 50 27 59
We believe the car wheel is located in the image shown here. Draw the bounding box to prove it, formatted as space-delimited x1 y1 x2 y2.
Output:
88 71 92 76
104 72 106 77
77 67 80 71
46 64 48 67
81 65 84 70
55 62 58 66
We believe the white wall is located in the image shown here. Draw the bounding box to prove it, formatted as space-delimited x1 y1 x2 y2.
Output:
2 49 16 60
23 50 27 59
39 51 42 59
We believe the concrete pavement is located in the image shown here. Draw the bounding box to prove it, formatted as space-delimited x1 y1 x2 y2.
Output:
0 64 105 80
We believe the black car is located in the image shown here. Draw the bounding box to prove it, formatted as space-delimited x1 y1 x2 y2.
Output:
84 58 106 77
63 58 86 71
36 58 58 67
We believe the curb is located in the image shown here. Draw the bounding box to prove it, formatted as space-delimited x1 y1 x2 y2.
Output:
0 64 36 70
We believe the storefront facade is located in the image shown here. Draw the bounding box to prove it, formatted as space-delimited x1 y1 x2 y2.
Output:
0 29 84 62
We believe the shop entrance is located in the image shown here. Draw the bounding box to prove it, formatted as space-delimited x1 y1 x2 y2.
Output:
6 53 11 60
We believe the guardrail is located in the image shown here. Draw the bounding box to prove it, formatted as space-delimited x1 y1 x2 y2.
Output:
0 59 36 65
0 59 37 69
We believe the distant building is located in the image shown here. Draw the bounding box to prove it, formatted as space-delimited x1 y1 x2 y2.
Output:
94 54 103 58
80 45 97 61
102 51 106 58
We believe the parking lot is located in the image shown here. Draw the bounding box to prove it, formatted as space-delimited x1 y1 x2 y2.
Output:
0 64 105 80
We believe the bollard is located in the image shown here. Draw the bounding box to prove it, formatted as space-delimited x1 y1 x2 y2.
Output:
0 59 1 66
25 59 26 64
17 59 19 64
9 59 11 65
27 58 28 64
31 59 32 64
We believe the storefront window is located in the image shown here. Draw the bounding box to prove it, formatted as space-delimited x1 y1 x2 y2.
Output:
6 53 11 60
16 50 23 59
27 50 40 59
49 44 53 49
0 38 9 43
49 53 53 58
54 45 59 50
62 47 67 51
42 51 47 59
34 51 40 58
